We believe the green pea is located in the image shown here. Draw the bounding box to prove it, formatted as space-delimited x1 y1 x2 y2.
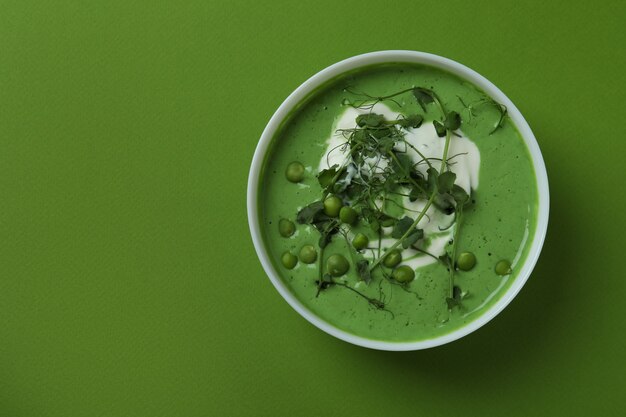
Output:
285 161 305 183
327 254 350 277
278 218 295 237
323 195 342 217
281 251 298 269
383 249 402 268
495 260 512 276
352 233 369 250
393 265 415 283
339 206 357 224
299 245 318 264
457 252 476 271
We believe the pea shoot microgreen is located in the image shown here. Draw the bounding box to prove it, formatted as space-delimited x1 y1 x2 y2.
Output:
290 85 508 312
457 96 508 135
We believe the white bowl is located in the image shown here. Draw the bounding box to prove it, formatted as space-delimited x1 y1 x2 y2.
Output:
247 51 549 351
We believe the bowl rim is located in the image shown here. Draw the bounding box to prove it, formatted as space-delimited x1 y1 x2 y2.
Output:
247 50 549 351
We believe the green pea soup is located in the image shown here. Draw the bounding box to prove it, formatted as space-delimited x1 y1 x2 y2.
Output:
257 63 538 343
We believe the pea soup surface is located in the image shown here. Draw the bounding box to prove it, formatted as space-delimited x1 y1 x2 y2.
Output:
259 63 538 342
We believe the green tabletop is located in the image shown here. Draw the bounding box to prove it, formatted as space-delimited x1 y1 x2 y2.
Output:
1 1 624 416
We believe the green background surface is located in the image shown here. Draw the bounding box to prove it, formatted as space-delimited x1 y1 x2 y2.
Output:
0 0 624 416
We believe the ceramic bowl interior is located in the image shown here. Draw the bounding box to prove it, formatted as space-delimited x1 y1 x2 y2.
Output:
247 50 549 351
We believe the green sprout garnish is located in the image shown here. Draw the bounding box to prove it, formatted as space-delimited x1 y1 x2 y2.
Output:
288 85 509 312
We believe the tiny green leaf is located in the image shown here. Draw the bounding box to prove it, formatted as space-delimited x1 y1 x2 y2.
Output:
444 111 461 130
433 120 446 137
437 171 457 194
390 152 413 177
356 113 385 127
402 229 424 248
446 286 463 309
398 114 424 128
391 216 414 239
427 167 439 192
433 193 455 215
356 260 371 283
317 165 338 188
413 88 434 112
316 218 340 248
296 201 324 224
446 297 459 309
351 129 368 146
362 208 381 232
408 185 422 202
376 135 396 154
332 169 352 193
370 126 393 140
451 184 470 205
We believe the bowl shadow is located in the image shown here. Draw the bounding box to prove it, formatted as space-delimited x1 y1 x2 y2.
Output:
342 132 574 385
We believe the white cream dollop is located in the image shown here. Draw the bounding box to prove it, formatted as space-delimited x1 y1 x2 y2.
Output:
319 103 481 269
